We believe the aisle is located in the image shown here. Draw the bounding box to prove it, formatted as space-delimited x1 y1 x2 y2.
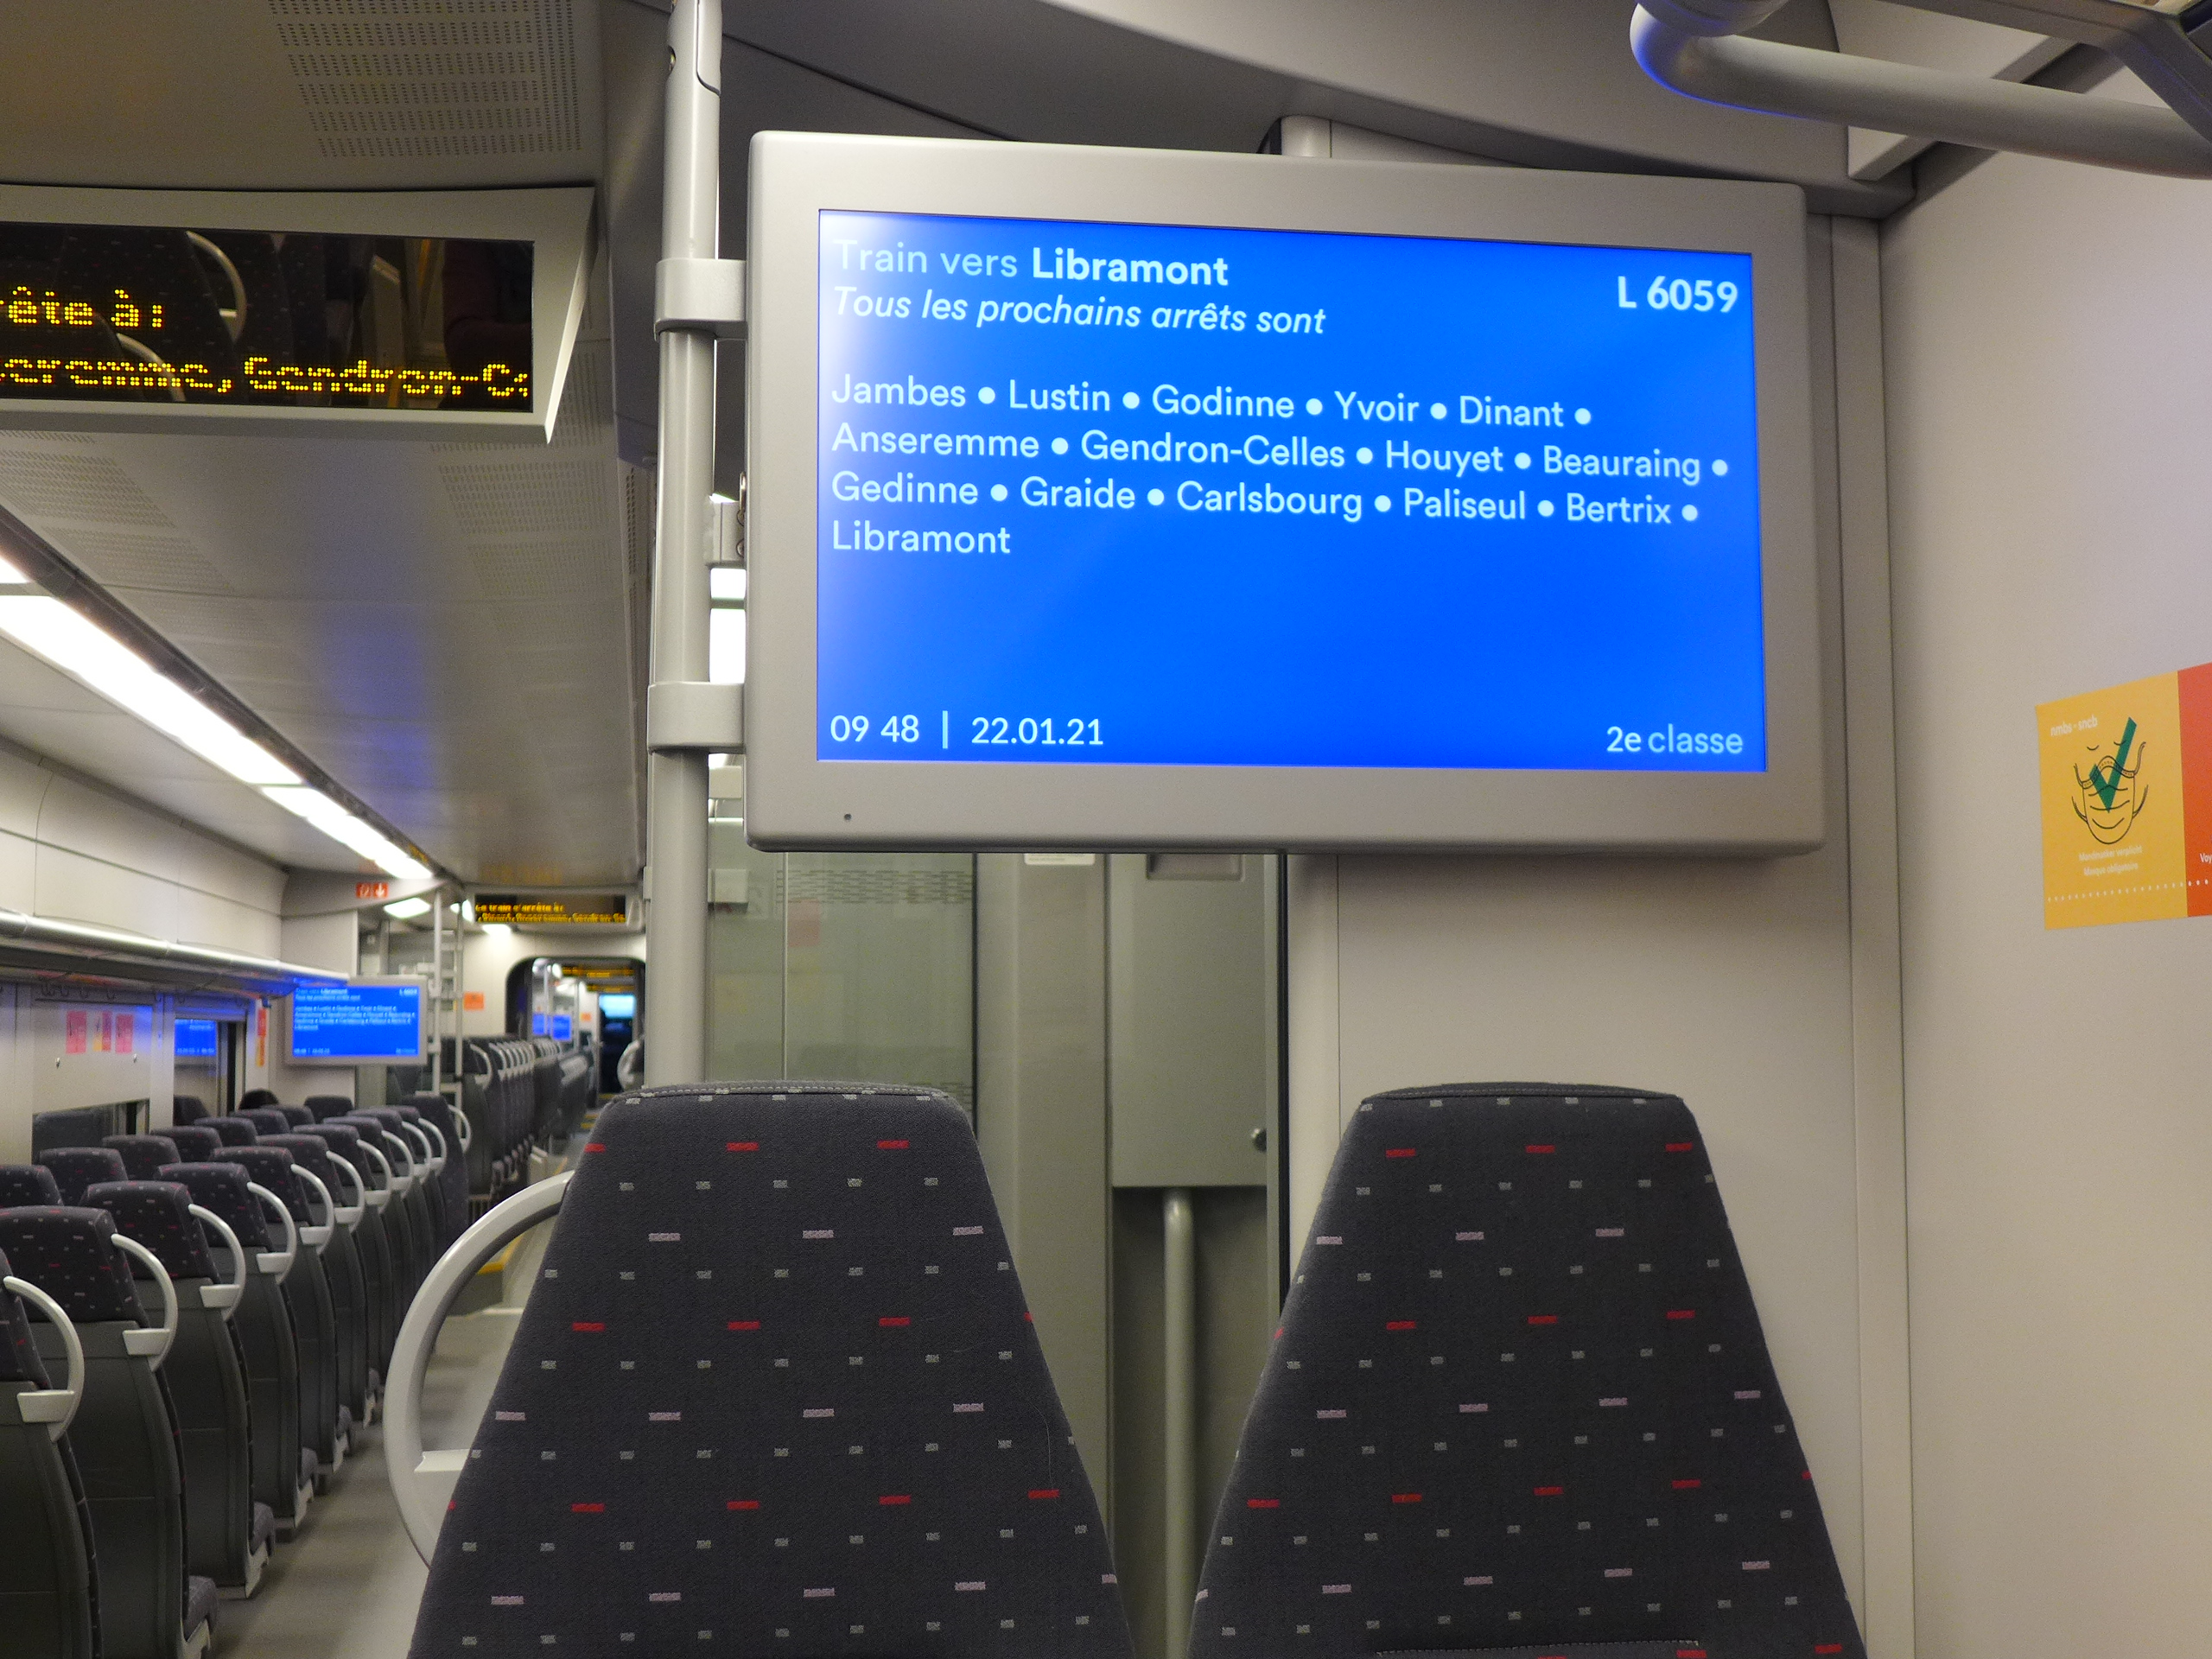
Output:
213 1307 524 1658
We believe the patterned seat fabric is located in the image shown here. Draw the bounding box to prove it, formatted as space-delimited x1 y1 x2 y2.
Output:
1191 1083 1866 1659
0 1243 53 1385
239 1109 294 1138
211 1148 309 1225
277 1106 314 1128
0 1207 147 1325
410 1082 1131 1659
81 1182 219 1281
405 1091 474 1252
0 1164 64 1207
158 1165 272 1251
304 1096 354 1123
261 1136 345 1207
102 1135 183 1182
207 1118 259 1147
164 1125 223 1162
38 1148 128 1206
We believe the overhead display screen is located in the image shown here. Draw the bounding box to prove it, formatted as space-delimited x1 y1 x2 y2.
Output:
0 224 532 409
815 209 1764 775
288 981 424 1064
173 1018 219 1059
471 893 630 927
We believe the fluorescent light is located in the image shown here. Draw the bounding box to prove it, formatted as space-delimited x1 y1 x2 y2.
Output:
384 897 432 919
484 923 512 936
261 785 433 879
0 555 25 582
0 595 301 785
709 566 747 601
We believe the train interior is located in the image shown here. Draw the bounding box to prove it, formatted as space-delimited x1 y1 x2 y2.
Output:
0 2 2204 1656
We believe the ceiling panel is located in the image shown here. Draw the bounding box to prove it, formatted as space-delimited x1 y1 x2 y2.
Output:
0 319 642 886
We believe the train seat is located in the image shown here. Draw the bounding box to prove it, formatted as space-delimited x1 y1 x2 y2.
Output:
38 1147 129 1206
302 1122 396 1400
81 1180 264 1599
263 1134 370 1451
390 1104 451 1253
0 1246 99 1659
160 1162 313 1538
103 1135 183 1182
172 1096 209 1126
336 1111 430 1304
165 1125 223 1162
407 1082 1130 1659
276 1106 315 1128
207 1118 259 1147
0 1164 66 1206
238 1109 294 1138
1190 1082 1866 1659
303 1096 354 1122
404 1091 474 1253
0 1205 203 1659
214 1147 343 1483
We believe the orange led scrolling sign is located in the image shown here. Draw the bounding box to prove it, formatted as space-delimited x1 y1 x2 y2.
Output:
0 223 533 410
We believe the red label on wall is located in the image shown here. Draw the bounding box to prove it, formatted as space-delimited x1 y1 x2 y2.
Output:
65 1009 86 1054
356 881 390 900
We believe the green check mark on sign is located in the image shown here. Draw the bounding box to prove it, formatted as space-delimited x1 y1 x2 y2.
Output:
2090 716 2139 810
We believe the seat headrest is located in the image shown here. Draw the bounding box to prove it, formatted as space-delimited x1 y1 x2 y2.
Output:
238 1109 293 1136
171 1094 209 1126
0 1245 51 1386
333 1115 410 1169
1190 1082 1866 1659
158 1163 270 1250
352 1107 407 1133
276 1105 314 1128
391 1103 422 1122
163 1125 223 1162
83 1180 216 1281
303 1095 354 1122
206 1117 259 1147
37 1147 129 1205
260 1135 341 1192
103 1134 183 1182
0 1163 65 1208
300 1123 376 1188
211 1147 308 1224
0 1207 146 1325
414 1082 1130 1658
238 1089 279 1111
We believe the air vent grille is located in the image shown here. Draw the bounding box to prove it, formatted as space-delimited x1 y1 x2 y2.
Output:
270 0 582 160
0 449 175 529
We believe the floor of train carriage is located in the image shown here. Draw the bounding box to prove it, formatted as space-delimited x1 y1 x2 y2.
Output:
214 1299 525 1657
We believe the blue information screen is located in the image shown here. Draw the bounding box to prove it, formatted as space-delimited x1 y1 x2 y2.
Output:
174 1018 219 1059
290 982 423 1061
817 211 1765 772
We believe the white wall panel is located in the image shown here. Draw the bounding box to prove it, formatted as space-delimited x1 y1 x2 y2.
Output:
1881 75 2212 1659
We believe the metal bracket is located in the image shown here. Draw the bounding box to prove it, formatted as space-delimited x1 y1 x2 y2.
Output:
647 680 745 753
656 257 747 338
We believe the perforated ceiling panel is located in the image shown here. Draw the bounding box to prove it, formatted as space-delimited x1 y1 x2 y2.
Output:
270 0 583 162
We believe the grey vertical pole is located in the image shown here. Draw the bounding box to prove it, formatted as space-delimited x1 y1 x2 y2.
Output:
1163 1187 1198 1659
645 0 721 1086
429 883 444 1095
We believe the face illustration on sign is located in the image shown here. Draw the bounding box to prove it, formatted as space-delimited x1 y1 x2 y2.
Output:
2071 716 2148 846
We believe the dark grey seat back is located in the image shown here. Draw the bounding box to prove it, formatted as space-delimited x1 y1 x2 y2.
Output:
0 1206 186 1659
0 1246 98 1659
410 1083 1132 1659
1191 1083 1866 1659
215 1147 340 1477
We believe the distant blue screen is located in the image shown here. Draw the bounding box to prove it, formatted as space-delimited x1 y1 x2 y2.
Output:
598 995 635 1020
174 1019 219 1059
531 1013 548 1036
551 1014 574 1040
290 983 422 1061
817 210 1764 772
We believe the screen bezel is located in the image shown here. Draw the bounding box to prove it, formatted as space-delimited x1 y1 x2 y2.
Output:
282 976 427 1066
0 184 593 441
746 132 1823 855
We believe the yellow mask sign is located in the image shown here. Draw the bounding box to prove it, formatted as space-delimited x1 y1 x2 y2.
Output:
2037 664 2212 928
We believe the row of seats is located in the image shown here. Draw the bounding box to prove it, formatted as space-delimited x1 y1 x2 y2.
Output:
0 1090 473 1659
454 1037 592 1205
409 1081 1868 1659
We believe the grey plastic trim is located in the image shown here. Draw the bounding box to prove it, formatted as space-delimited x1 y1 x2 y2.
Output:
244 1183 297 1283
452 1110 474 1152
379 1133 418 1194
292 1167 337 1251
1631 4 2212 176
646 680 744 753
5 1275 84 1438
321 1158 365 1230
386 1172 573 1564
111 1234 178 1368
356 1141 394 1209
188 1204 245 1315
656 256 747 338
0 906 345 994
